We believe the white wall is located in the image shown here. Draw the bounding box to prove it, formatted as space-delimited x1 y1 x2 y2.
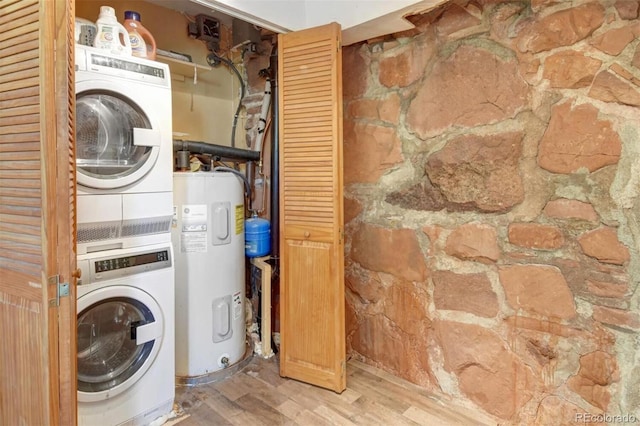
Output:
304 0 418 30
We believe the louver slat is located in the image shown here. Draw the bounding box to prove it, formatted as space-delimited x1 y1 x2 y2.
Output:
0 0 41 279
281 35 337 230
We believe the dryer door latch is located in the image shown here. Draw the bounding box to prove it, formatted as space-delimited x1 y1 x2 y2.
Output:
48 275 70 307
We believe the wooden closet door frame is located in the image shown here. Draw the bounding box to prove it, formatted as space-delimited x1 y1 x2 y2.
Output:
42 0 77 422
52 0 78 423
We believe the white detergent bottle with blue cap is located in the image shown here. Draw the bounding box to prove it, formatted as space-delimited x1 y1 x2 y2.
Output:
93 6 132 56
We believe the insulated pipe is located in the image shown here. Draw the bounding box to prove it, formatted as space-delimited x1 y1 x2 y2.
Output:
269 45 279 259
176 150 190 171
254 80 271 153
173 139 259 162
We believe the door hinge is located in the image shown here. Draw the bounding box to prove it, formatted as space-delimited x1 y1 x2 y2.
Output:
48 275 69 307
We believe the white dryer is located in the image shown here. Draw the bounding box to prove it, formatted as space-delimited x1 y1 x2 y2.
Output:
75 45 174 254
76 243 175 426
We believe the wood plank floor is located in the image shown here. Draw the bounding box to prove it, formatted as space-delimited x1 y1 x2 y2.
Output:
170 356 499 426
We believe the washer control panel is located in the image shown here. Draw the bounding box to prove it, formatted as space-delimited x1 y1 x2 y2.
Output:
78 246 172 284
94 250 169 273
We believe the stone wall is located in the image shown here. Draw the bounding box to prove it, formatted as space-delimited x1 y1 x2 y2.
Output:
342 0 640 423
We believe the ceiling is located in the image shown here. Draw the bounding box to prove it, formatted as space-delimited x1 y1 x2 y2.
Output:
144 0 450 45
144 0 234 27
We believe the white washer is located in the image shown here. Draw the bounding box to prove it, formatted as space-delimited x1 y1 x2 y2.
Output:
75 45 174 254
76 243 175 426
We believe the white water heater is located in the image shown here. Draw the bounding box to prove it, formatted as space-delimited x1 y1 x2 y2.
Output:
172 172 246 377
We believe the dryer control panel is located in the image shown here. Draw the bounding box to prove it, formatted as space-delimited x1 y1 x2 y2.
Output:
75 44 170 87
78 246 172 284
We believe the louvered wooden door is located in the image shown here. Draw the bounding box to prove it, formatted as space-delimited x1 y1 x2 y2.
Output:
278 22 346 393
0 0 77 424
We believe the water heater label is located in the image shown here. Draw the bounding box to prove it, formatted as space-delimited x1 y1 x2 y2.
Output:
235 205 244 235
181 204 207 232
180 232 207 253
182 204 206 223
233 291 242 320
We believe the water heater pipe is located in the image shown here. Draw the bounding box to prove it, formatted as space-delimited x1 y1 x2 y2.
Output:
269 45 279 259
248 79 272 213
212 166 252 203
173 139 259 162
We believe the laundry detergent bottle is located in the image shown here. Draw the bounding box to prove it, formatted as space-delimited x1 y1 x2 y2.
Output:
124 11 156 60
93 6 132 56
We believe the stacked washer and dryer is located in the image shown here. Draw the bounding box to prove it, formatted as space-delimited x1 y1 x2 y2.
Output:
74 44 175 426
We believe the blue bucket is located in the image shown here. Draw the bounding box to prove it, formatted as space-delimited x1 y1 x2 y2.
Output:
245 217 270 257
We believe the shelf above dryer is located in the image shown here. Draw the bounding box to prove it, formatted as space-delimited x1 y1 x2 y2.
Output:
156 54 215 85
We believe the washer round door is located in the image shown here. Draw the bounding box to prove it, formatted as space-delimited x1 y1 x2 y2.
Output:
77 286 164 402
75 87 160 190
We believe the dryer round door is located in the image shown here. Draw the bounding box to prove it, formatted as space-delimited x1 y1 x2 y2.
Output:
75 84 161 190
77 285 164 402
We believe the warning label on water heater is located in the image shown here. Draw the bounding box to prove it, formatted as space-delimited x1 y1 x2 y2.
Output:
180 232 207 253
235 205 244 235
180 204 208 253
233 291 242 320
